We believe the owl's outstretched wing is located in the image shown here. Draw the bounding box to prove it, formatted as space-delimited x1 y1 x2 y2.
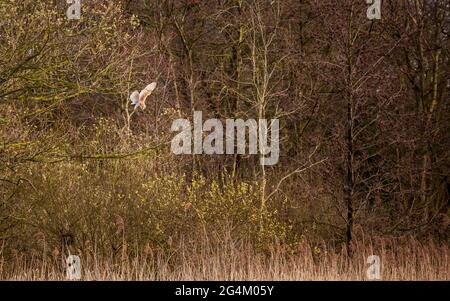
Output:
144 82 157 93
139 82 157 103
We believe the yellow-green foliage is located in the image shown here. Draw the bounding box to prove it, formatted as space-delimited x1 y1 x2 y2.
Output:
6 157 289 257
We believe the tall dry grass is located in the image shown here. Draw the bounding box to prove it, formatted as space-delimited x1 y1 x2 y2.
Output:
1 235 448 281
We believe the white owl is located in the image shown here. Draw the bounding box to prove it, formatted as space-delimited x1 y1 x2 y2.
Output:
130 82 157 110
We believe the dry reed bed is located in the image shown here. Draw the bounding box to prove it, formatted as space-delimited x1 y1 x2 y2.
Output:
1 237 448 280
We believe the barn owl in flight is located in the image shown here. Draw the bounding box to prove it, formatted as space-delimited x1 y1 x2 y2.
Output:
130 82 157 110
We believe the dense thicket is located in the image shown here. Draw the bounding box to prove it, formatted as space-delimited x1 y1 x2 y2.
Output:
0 0 448 259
